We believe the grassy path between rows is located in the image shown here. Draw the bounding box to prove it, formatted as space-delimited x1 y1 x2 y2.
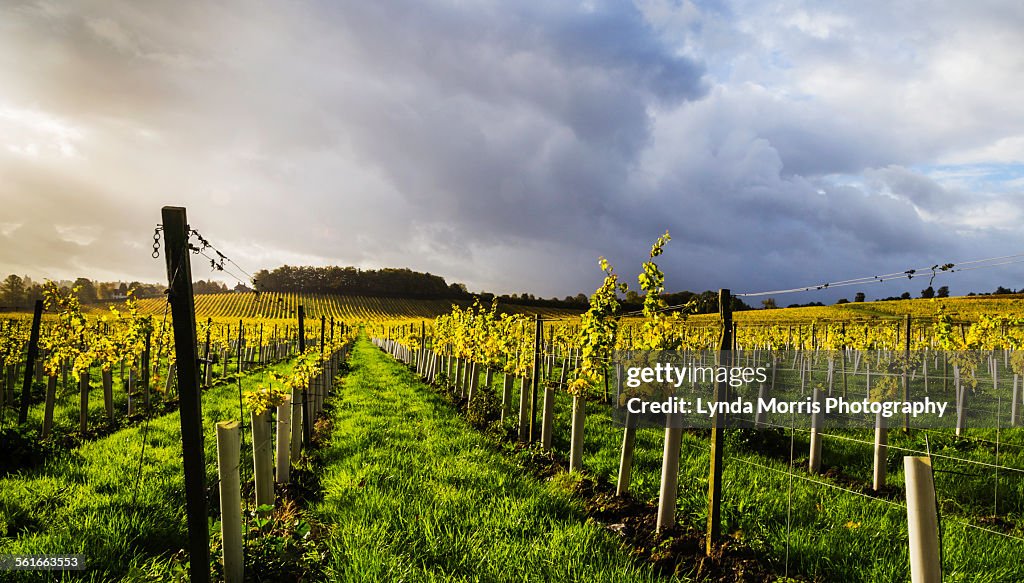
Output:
311 339 673 582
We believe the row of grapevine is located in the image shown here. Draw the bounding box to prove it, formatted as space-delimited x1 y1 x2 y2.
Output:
369 232 1024 582
81 292 581 322
0 285 358 464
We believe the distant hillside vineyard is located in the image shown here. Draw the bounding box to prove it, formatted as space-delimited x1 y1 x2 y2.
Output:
102 291 580 321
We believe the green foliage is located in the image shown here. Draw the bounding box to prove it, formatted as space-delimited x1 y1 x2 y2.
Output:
244 382 290 415
569 256 626 397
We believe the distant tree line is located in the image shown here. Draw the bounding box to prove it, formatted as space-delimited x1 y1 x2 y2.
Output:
253 265 471 299
0 274 231 310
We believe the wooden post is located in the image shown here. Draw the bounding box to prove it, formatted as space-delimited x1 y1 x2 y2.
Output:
903 314 911 432
216 420 243 583
705 289 731 551
224 325 231 379
530 316 541 442
102 369 114 422
161 205 210 583
905 456 941 583
298 305 309 447
237 320 244 374
79 371 89 433
204 317 212 387
18 299 43 424
319 315 326 409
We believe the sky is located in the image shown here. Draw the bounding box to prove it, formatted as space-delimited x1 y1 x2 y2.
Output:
1 0 1023 303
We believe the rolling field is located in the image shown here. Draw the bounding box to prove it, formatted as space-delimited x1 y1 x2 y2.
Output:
85 292 582 322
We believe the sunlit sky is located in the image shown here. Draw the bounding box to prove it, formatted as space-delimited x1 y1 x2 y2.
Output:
2 1 1023 301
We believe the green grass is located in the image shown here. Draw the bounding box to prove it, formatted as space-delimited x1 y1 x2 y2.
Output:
0 358 297 582
476 363 1024 583
311 339 672 582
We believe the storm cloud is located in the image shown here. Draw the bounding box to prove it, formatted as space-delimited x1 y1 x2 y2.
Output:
1 0 1022 301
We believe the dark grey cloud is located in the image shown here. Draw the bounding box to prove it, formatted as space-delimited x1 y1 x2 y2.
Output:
1 0 1022 301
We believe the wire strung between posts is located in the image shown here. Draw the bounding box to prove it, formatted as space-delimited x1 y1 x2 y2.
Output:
152 224 260 295
735 252 1024 298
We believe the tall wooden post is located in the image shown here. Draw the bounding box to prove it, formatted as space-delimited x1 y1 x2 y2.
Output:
18 299 43 424
706 289 731 553
161 206 210 583
203 318 212 387
903 314 911 432
298 305 309 446
529 316 542 442
318 315 326 412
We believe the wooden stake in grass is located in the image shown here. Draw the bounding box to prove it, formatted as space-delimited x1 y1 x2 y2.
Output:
162 206 210 583
79 371 90 434
705 288 731 550
102 369 114 423
216 420 243 583
19 299 43 424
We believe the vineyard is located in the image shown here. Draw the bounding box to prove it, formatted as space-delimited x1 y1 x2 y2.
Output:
363 236 1024 583
86 292 581 322
1 224 1023 582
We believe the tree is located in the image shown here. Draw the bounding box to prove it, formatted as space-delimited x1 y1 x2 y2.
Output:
96 282 118 300
1 274 26 307
836 298 849 304
854 292 866 302
921 286 935 299
900 292 911 300
761 298 777 310
73 278 98 303
937 286 949 298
